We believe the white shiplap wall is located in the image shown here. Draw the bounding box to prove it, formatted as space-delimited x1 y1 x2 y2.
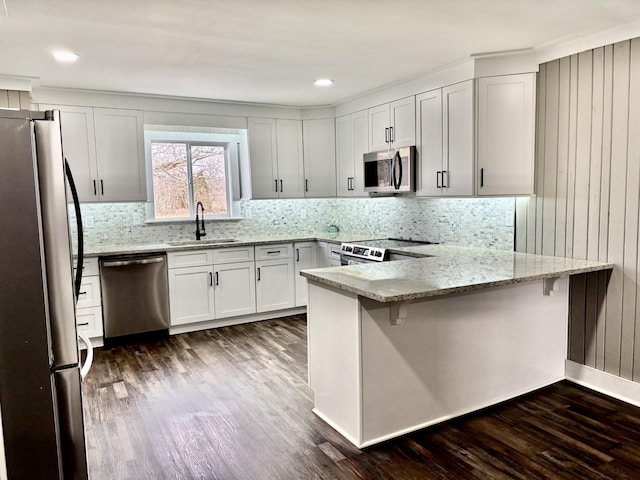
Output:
516 37 640 382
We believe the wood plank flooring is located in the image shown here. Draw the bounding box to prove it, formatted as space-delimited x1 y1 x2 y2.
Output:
82 314 640 479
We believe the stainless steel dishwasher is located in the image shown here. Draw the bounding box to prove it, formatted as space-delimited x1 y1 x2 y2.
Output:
99 252 170 340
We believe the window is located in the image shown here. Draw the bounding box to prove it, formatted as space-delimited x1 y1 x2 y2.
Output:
151 141 228 219
144 125 248 221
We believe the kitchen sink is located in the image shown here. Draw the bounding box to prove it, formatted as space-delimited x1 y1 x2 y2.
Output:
168 238 238 246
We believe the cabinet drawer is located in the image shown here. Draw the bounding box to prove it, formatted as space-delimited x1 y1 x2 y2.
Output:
168 249 214 268
212 246 255 264
255 243 293 260
76 306 103 338
328 243 342 261
77 276 101 309
74 257 99 277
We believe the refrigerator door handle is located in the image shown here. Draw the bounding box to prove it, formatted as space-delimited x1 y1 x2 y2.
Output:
65 158 84 299
77 332 93 380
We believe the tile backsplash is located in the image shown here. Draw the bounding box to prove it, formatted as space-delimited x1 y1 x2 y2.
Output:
69 197 515 251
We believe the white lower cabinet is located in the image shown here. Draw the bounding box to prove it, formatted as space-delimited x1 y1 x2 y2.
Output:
74 258 103 339
168 265 215 326
214 261 256 318
294 242 318 307
256 258 295 312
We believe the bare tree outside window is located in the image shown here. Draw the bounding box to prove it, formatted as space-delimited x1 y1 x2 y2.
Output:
151 141 228 219
192 145 227 215
151 142 188 218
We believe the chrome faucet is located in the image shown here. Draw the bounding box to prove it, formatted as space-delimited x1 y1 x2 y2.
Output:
195 201 206 240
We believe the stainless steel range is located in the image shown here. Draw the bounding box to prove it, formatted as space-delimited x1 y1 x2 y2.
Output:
340 238 436 265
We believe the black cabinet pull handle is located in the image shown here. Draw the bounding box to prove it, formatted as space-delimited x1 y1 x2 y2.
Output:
480 168 484 188
257 267 261 281
78 291 87 296
100 179 104 195
436 171 441 188
93 179 97 196
215 271 219 286
275 179 278 192
267 250 281 254
78 322 89 327
305 179 309 192
384 127 389 143
209 272 213 286
280 179 283 192
390 126 394 143
296 248 300 262
442 170 447 188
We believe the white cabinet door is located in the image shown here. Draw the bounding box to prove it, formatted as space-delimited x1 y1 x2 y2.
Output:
294 242 317 306
276 119 305 198
42 105 99 202
256 258 295 312
351 110 369 197
389 96 416 148
303 118 336 197
76 306 104 339
368 104 391 152
76 276 101 309
443 80 474 196
168 266 215 326
416 89 443 196
335 114 353 197
248 117 279 199
213 262 256 318
477 73 536 196
93 108 146 202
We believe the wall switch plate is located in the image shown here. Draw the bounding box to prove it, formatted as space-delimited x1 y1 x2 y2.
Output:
301 209 307 219
84 215 94 229
505 211 514 227
245 208 252 219
132 213 142 225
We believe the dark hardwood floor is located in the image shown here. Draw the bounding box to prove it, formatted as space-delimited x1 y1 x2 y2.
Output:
83 314 640 479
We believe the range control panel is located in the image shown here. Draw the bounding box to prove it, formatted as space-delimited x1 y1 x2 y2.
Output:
340 243 387 262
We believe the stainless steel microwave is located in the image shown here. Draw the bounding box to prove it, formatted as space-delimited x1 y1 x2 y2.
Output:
363 146 416 193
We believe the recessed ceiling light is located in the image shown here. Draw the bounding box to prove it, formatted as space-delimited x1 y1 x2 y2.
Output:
52 50 79 63
314 79 333 87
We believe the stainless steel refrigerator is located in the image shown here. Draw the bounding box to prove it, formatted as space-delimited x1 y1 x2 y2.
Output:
0 109 89 479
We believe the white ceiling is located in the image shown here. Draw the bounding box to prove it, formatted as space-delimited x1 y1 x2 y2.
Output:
2 0 640 107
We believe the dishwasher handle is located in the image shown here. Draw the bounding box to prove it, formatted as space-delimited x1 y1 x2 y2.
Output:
102 257 165 268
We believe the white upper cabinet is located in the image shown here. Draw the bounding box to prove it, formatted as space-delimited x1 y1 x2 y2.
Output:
442 81 474 196
336 110 368 197
476 73 536 196
42 105 145 202
248 117 279 199
249 118 305 199
417 81 474 197
276 119 305 198
303 118 336 197
93 108 146 202
368 96 415 152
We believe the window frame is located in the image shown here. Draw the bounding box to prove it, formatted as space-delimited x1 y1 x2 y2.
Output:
144 127 247 222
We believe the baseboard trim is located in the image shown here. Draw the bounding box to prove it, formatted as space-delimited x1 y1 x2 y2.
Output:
565 360 640 408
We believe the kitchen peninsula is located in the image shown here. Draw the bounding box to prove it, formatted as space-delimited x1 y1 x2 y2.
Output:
301 245 613 448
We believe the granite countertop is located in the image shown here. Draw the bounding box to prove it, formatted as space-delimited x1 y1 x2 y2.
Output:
300 244 614 303
82 232 372 257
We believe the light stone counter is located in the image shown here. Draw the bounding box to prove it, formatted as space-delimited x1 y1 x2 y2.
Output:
300 245 613 303
81 232 373 257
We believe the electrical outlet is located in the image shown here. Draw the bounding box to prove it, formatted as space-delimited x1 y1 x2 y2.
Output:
132 213 142 225
84 215 94 229
245 208 252 219
505 211 514 227
300 209 307 219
